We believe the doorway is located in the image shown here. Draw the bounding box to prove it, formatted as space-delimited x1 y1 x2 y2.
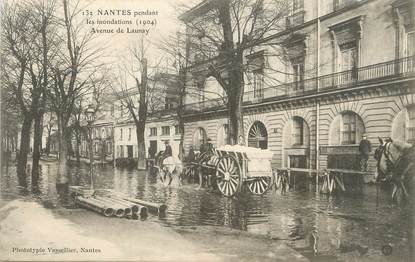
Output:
127 145 133 158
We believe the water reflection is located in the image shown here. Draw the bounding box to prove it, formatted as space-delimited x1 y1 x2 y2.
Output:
1 160 413 260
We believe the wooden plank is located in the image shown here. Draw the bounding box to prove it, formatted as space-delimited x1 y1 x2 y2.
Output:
327 168 373 176
333 173 346 192
276 167 373 176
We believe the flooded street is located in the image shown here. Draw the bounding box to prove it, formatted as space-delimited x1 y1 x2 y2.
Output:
1 160 414 261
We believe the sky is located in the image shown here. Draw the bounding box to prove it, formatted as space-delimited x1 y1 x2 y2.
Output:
82 0 198 63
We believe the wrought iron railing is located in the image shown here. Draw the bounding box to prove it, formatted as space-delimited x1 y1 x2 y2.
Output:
180 56 415 114
244 55 415 103
182 97 227 114
333 0 365 11
286 10 305 29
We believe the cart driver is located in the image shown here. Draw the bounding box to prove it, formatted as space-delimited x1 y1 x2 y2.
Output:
200 138 214 154
160 140 172 163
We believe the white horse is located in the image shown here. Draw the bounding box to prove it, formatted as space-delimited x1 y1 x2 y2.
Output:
155 154 183 186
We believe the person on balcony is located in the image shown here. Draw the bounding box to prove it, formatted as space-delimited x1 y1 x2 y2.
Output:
359 134 371 172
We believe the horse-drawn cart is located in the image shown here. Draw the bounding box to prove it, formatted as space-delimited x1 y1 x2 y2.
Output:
215 145 274 196
183 145 275 197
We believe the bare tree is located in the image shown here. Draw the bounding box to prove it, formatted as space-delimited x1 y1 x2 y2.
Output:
70 70 111 164
0 78 21 166
113 40 168 169
180 0 292 144
47 0 104 177
28 0 57 181
158 33 190 160
1 0 56 180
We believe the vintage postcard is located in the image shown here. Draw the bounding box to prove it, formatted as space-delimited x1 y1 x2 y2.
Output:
1 0 414 261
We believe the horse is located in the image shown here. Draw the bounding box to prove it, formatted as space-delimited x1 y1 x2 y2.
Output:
374 137 415 205
154 151 184 186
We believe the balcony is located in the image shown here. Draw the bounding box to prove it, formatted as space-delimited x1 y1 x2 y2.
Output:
181 56 415 115
333 0 365 12
245 55 415 103
182 98 226 114
286 11 305 29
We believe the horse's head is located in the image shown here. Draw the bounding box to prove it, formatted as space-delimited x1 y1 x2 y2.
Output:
374 137 391 182
374 137 409 182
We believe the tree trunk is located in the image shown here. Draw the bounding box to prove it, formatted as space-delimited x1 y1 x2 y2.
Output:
178 122 185 160
227 53 245 145
136 126 146 170
177 69 186 160
17 115 33 178
56 115 69 184
88 126 94 188
75 129 81 163
66 127 73 160
227 97 244 145
32 113 43 182
136 58 148 170
217 1 245 145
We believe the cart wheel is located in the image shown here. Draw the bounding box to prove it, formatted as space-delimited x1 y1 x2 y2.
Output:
216 155 241 197
247 176 274 195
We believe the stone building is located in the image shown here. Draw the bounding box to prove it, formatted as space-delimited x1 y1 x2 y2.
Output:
78 96 115 163
113 73 182 163
180 0 415 174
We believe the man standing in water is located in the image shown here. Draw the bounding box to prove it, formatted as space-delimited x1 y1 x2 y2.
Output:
359 134 371 171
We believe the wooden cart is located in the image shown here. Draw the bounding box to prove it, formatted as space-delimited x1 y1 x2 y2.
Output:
214 145 274 197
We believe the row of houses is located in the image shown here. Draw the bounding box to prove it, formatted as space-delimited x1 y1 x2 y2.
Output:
74 0 413 174
74 73 183 165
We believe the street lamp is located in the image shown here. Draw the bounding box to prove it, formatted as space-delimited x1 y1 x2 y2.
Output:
85 104 95 190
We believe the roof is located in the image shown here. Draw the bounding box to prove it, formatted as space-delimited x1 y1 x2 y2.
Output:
179 0 217 22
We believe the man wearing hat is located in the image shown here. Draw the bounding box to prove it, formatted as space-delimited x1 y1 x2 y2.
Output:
200 138 214 154
161 140 172 162
359 134 371 172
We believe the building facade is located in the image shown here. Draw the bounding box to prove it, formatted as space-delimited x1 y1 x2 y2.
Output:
113 73 182 163
180 0 415 174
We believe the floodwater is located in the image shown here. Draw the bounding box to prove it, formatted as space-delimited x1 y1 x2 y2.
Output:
1 160 414 261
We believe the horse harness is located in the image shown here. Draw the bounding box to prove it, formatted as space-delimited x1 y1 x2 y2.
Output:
375 142 398 175
376 142 414 197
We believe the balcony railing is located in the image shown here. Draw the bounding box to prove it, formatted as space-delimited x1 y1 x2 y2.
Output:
286 10 305 29
181 56 415 114
182 98 226 114
334 0 365 11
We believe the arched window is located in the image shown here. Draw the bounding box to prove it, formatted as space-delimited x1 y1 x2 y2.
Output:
292 117 304 146
248 121 268 149
193 127 207 151
341 111 360 144
329 111 365 145
392 105 415 143
217 124 229 147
